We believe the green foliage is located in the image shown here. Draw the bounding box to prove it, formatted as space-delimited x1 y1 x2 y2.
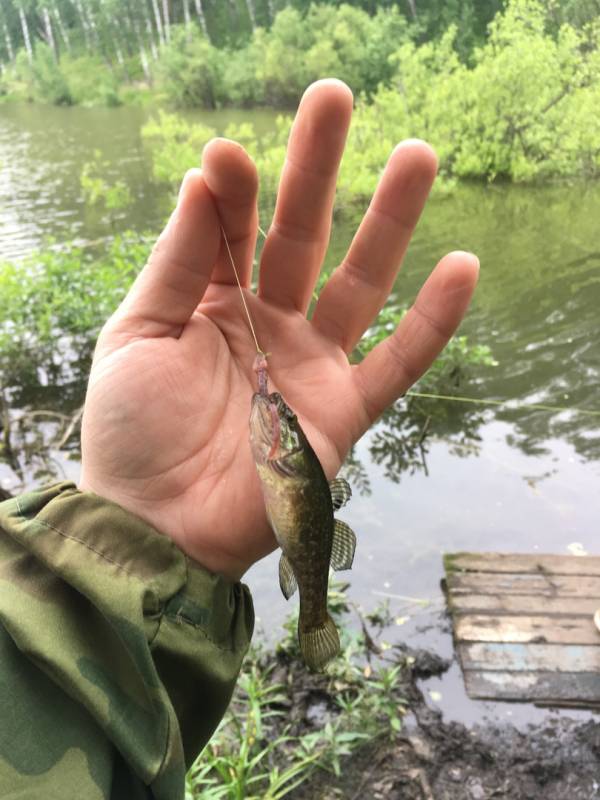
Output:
0 50 122 106
141 111 217 185
0 45 72 104
156 25 225 109
60 55 121 107
345 0 600 185
358 304 497 391
186 580 410 798
143 0 600 198
0 236 149 398
186 656 320 799
154 4 410 108
28 43 72 105
81 150 133 223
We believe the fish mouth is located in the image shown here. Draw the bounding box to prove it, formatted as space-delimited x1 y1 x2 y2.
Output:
250 393 282 461
250 393 302 464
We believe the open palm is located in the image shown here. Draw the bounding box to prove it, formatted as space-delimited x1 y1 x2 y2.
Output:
80 81 479 580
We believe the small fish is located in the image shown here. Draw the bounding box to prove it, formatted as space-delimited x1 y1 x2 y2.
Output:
249 376 357 671
218 228 357 669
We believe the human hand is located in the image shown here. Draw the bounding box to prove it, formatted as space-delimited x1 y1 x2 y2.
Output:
79 80 479 580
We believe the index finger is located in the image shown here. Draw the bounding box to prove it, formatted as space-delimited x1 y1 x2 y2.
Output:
116 169 220 338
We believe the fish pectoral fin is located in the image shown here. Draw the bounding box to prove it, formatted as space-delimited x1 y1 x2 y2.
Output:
330 519 357 571
329 477 352 511
279 553 297 600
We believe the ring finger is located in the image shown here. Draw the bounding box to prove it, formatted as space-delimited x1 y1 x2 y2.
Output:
311 139 438 352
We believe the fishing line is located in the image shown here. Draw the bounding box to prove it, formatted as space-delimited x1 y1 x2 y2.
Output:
405 390 600 418
221 224 264 356
227 223 599 420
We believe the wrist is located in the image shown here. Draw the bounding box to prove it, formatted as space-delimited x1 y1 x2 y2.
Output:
78 474 250 581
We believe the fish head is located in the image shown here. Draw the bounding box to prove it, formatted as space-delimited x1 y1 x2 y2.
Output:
249 392 307 476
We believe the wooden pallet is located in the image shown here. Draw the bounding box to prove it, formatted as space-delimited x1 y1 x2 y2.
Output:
444 553 600 708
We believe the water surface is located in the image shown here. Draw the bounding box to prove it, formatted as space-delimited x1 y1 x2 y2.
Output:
2 103 599 726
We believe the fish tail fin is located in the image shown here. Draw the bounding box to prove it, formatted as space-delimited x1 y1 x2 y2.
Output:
299 614 340 672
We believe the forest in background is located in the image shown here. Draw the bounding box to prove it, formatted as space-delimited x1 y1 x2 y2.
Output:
0 0 599 107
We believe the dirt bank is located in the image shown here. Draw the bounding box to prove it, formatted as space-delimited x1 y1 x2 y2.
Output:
284 646 600 800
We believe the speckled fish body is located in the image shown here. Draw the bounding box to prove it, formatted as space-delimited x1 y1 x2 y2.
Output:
249 391 356 670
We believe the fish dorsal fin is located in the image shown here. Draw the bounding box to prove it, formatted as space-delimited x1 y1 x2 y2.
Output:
329 477 351 511
330 519 357 571
279 553 297 600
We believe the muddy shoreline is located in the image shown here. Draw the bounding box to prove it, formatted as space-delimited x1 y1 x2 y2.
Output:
282 646 600 800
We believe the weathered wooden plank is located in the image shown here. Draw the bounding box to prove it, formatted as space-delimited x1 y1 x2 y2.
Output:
464 670 600 703
455 614 600 645
459 642 600 673
447 572 600 598
446 553 600 577
449 593 599 616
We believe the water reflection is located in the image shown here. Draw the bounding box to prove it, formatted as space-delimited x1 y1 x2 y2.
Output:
1 102 599 513
343 392 487 494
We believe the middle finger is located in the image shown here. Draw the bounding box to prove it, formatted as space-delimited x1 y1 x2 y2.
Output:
258 80 353 315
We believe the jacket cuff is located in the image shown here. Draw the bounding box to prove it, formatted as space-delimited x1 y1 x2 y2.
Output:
0 481 254 786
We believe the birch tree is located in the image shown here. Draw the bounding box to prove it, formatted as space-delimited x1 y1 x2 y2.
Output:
73 0 92 50
161 0 169 42
41 6 57 59
150 0 164 46
52 2 71 52
193 0 208 37
245 0 256 30
17 2 32 63
1 12 14 61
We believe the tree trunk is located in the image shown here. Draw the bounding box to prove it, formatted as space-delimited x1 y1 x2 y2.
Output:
150 0 165 46
141 0 158 59
114 39 124 66
161 0 170 42
18 6 33 63
53 5 71 53
132 17 150 80
2 20 14 61
183 0 190 27
42 7 57 59
406 0 417 20
193 0 208 38
86 3 100 49
74 0 92 51
245 0 256 30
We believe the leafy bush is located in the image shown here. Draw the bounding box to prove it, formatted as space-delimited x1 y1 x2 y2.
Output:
348 0 600 185
156 25 226 108
141 111 218 184
0 236 150 398
60 55 122 107
186 580 408 799
142 0 600 199
153 4 410 109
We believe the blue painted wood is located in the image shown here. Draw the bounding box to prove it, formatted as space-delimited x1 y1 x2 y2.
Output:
461 642 600 673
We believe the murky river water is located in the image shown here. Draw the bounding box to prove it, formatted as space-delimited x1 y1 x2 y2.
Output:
1 103 599 726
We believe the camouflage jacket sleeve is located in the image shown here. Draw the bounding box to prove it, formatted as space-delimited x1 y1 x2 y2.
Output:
0 481 254 800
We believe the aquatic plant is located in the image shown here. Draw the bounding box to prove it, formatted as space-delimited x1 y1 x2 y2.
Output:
185 580 411 798
0 234 150 400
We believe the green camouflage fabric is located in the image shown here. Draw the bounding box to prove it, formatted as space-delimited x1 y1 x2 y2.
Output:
0 482 254 799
